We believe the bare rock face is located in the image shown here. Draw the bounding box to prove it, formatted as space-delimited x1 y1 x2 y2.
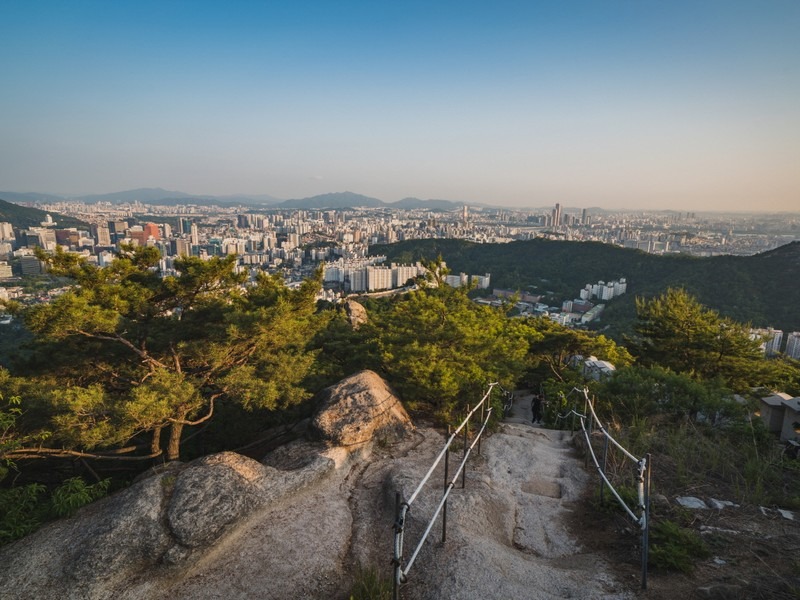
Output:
0 473 173 600
0 372 414 599
344 299 368 329
311 369 413 446
0 450 334 600
167 452 274 549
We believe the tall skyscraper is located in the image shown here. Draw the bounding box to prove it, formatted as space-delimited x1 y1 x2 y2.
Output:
552 203 562 229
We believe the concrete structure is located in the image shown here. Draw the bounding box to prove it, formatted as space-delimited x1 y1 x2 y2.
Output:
758 392 791 434
785 332 800 360
780 397 800 443
472 273 491 289
444 273 468 288
582 358 616 381
751 328 784 357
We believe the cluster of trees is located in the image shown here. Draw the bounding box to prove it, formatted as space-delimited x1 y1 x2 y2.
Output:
372 238 800 337
2 247 799 541
1 246 325 467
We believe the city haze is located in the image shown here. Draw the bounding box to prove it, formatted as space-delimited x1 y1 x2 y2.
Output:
1 1 799 211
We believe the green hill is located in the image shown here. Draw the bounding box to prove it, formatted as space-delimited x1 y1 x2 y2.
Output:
0 198 88 230
371 238 800 337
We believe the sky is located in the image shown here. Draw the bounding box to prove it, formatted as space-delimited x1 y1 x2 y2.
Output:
1 1 798 211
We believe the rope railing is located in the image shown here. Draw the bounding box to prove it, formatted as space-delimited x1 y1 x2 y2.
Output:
392 383 498 600
562 386 652 590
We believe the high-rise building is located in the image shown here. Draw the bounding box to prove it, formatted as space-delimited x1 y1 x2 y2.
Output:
552 203 562 229
0 222 14 240
752 328 784 357
785 332 800 360
366 266 392 291
143 223 160 240
91 224 111 246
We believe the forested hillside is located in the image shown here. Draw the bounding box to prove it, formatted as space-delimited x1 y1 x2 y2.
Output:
372 239 800 337
0 198 88 230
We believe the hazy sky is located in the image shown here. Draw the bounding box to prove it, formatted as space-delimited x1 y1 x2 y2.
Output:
1 1 799 211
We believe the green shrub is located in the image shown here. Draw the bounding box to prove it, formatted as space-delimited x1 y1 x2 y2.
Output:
49 477 110 518
0 483 45 544
349 566 392 600
648 519 710 573
0 476 110 546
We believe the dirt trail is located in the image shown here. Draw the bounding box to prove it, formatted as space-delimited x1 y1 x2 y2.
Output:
401 391 631 599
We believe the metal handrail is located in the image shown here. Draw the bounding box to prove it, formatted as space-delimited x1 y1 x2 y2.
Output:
392 383 498 599
570 386 652 590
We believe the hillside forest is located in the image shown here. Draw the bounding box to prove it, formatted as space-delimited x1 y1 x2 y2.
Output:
372 238 800 340
1 245 799 559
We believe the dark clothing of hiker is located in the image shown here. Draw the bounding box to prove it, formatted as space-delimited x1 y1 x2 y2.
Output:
531 395 543 424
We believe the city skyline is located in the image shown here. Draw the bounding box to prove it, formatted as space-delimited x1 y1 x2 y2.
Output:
1 1 799 212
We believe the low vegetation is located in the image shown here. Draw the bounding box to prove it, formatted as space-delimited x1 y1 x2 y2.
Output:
1 246 799 563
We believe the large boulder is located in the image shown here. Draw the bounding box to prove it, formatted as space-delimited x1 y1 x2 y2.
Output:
344 299 368 329
311 369 414 446
0 450 335 599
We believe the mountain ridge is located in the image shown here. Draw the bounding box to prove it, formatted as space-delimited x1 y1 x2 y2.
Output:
0 198 89 229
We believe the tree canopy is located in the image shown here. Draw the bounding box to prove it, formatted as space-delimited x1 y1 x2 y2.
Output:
10 246 323 462
628 288 769 393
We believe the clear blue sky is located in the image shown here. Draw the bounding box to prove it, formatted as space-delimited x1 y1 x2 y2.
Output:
1 0 798 211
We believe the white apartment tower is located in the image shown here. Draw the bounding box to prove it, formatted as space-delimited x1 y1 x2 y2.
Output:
785 332 800 360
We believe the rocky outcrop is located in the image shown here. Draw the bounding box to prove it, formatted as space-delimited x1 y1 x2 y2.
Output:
0 450 335 599
0 370 412 599
311 369 414 446
344 299 368 329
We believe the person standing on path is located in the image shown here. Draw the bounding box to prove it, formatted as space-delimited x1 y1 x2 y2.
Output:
531 394 543 424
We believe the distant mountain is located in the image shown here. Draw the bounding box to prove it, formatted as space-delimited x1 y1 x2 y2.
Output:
389 197 465 210
371 238 800 339
2 188 477 210
222 193 282 205
75 188 198 204
0 191 68 204
0 198 89 229
278 192 385 209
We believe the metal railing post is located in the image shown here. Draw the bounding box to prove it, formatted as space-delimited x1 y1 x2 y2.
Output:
443 426 450 543
600 435 609 506
642 453 652 590
478 398 485 456
393 491 401 600
462 404 469 489
571 401 576 434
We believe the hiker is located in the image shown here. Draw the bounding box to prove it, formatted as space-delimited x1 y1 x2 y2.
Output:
531 394 543 424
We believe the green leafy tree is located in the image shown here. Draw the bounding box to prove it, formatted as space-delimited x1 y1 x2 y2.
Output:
523 316 633 383
597 365 734 423
17 246 323 461
628 288 767 392
375 283 528 420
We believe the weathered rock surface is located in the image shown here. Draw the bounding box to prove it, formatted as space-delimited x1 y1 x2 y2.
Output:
0 447 334 599
344 299 368 329
311 369 413 446
0 383 631 600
